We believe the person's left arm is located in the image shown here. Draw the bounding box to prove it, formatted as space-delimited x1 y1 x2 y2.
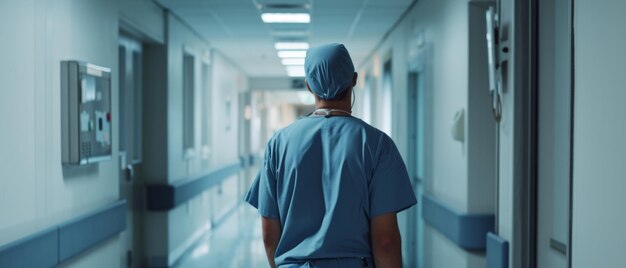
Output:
262 217 282 268
257 137 282 267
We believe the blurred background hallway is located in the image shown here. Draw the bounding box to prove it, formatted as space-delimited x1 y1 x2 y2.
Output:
1 0 625 267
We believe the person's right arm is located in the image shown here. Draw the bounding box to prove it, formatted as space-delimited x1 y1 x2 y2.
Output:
262 216 282 268
371 212 402 268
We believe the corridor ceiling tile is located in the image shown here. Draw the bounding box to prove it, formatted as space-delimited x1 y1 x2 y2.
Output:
159 0 414 77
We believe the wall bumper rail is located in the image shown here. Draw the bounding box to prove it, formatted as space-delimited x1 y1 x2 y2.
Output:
0 200 127 267
147 158 253 211
421 194 495 251
247 154 262 167
487 232 509 268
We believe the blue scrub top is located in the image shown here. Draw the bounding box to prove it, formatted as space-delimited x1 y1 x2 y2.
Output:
245 115 417 267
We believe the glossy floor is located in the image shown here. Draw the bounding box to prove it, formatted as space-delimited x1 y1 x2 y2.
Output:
177 204 268 268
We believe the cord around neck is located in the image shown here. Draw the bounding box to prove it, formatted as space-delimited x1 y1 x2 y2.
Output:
310 108 352 117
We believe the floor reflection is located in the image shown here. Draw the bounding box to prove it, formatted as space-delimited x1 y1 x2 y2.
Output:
177 204 268 268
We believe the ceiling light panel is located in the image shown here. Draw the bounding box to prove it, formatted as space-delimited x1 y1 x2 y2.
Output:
256 0 310 4
287 71 305 77
281 58 305 65
275 42 309 50
257 0 311 11
286 65 304 71
261 4 309 10
261 13 311 23
286 65 305 77
270 30 310 38
278 50 307 58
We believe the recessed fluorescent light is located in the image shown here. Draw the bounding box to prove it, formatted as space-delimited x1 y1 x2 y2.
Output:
286 65 304 72
287 71 305 77
275 42 309 50
286 65 305 77
278 50 307 58
262 13 310 23
286 66 305 73
262 4 309 9
271 30 310 37
282 58 305 65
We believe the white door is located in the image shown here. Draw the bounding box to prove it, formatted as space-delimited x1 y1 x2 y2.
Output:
380 60 393 136
118 36 144 268
536 0 572 266
407 70 426 268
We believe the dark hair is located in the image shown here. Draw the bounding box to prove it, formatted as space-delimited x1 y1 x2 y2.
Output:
329 87 351 101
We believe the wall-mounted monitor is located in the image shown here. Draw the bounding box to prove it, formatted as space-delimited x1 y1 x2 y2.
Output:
61 61 112 165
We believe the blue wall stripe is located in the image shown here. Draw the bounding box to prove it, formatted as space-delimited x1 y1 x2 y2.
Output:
174 162 242 206
58 200 127 262
146 161 245 211
487 232 509 268
0 227 58 267
248 154 261 166
0 200 126 267
422 194 495 250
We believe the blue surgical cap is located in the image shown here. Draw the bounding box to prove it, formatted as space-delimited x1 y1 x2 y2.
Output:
305 43 355 100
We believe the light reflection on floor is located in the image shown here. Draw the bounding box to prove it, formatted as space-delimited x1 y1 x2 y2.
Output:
177 204 268 268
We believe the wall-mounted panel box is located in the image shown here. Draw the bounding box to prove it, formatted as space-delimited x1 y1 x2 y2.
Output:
61 61 112 165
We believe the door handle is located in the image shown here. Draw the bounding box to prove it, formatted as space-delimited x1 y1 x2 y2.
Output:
550 238 567 255
125 164 134 182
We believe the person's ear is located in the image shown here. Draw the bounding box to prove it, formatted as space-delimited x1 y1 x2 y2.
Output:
306 81 321 102
352 72 358 87
306 81 320 101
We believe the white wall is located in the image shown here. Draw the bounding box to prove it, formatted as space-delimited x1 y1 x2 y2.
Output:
360 0 470 208
0 1 249 266
572 0 626 267
0 0 121 266
356 0 494 267
210 52 246 168
141 13 249 266
536 0 570 266
467 2 496 215
119 0 165 43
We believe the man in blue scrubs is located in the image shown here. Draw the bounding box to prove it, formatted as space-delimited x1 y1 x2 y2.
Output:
245 43 416 268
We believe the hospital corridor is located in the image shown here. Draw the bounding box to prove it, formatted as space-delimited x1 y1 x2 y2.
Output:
1 0 625 267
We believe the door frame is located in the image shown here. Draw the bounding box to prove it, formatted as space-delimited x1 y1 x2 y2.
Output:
406 43 432 268
533 0 575 266
118 33 145 268
513 0 575 266
566 0 575 264
501 0 540 266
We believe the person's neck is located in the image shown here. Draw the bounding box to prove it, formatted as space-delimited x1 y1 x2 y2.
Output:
315 100 352 114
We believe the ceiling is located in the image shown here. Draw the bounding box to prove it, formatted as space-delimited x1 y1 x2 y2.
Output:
155 0 415 77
